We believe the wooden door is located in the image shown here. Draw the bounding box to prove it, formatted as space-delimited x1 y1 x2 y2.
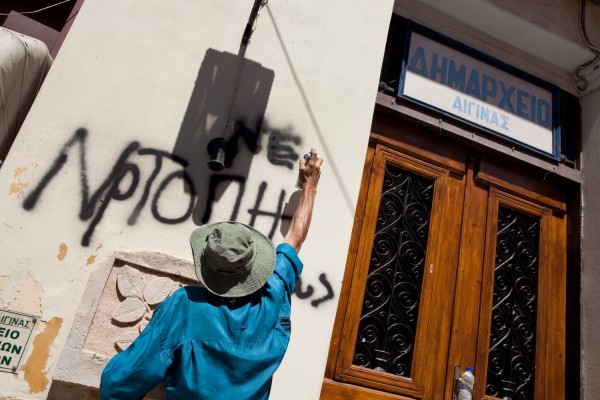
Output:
322 117 566 400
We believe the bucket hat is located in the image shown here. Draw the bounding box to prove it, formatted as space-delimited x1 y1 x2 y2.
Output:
190 222 276 297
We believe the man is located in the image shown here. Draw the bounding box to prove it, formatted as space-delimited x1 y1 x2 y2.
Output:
100 149 323 399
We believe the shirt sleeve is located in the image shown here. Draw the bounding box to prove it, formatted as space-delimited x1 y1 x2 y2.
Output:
273 243 303 295
99 300 173 400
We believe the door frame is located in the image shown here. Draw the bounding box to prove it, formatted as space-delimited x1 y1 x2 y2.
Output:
321 113 567 400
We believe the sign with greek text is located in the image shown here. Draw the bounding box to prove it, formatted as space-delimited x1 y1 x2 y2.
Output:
399 24 560 159
0 309 38 373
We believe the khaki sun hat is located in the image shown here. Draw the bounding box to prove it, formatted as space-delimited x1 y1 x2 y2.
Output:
190 222 276 297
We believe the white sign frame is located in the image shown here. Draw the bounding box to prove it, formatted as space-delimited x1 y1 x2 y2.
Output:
398 23 561 160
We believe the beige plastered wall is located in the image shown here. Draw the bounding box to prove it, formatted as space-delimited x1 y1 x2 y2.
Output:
0 0 395 398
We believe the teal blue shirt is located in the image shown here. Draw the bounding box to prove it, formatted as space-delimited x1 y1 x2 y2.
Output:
100 243 303 400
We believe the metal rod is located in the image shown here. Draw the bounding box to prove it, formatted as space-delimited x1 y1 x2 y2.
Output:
219 0 267 139
242 0 267 45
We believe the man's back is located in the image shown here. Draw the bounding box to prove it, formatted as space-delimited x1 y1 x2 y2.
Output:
100 148 322 399
100 244 302 400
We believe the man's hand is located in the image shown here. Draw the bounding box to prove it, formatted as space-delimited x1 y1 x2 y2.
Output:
284 148 323 252
297 148 323 190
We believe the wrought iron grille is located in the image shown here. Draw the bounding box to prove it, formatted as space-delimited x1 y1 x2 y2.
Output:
486 206 540 400
352 163 434 376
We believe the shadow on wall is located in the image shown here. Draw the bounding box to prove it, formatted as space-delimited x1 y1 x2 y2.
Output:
21 49 305 246
172 48 275 225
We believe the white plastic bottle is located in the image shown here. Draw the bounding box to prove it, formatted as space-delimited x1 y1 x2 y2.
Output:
457 366 474 400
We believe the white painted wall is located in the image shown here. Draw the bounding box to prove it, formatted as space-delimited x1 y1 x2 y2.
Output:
0 0 394 398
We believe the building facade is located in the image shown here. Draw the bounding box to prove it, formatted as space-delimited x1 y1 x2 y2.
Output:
0 1 599 399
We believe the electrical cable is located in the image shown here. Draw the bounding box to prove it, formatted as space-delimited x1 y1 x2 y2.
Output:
0 0 73 16
579 0 600 53
573 0 600 95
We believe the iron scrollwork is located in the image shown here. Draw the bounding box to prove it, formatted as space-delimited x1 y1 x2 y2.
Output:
486 206 540 400
353 163 434 377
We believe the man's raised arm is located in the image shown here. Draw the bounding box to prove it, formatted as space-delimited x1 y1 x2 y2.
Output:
284 148 323 253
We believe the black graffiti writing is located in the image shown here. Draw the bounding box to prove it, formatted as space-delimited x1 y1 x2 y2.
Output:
294 273 335 307
23 129 144 246
229 121 262 158
21 127 334 307
247 182 288 240
207 120 302 170
267 129 301 169
201 174 246 224
22 127 304 246
217 121 263 169
152 170 196 224
221 120 302 169
129 149 189 225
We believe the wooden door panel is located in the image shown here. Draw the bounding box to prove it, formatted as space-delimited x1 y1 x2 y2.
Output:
323 146 376 379
371 115 467 176
473 189 565 400
322 120 566 400
475 156 566 214
443 158 489 399
541 213 566 399
332 145 466 399
322 378 416 400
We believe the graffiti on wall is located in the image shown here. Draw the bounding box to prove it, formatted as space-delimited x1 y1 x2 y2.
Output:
22 124 300 245
21 125 334 307
294 275 334 308
20 46 335 306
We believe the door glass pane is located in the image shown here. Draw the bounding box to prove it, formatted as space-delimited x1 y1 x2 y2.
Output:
486 206 540 400
353 163 435 376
